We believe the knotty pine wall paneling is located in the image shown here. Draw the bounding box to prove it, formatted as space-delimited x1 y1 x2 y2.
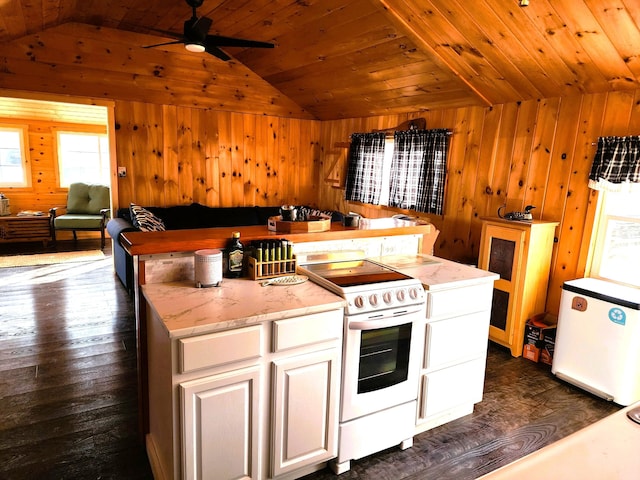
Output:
0 118 103 220
112 100 321 211
161 105 181 206
317 90 640 316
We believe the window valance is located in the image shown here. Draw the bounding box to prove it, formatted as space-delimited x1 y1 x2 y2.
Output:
589 136 640 192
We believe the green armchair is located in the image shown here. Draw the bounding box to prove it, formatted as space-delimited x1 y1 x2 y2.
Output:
50 183 111 249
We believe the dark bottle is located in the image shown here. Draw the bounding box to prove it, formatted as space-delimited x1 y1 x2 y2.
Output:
226 231 244 278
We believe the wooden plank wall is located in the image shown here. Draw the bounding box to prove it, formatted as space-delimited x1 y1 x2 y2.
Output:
317 89 640 315
1 100 321 244
113 100 321 211
4 89 639 316
0 119 103 214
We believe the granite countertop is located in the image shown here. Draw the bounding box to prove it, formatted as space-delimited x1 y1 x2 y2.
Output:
142 277 346 339
143 253 495 339
374 254 499 290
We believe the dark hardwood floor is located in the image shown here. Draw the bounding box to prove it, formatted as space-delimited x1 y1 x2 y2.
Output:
0 240 153 479
0 241 621 479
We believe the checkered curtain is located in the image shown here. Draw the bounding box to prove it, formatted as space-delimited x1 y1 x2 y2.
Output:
589 136 640 192
389 129 449 214
345 132 386 204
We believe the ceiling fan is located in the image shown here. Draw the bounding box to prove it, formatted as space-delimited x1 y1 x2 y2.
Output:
142 0 274 61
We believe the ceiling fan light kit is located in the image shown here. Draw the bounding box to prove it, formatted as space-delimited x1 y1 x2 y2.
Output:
142 0 275 61
185 42 205 53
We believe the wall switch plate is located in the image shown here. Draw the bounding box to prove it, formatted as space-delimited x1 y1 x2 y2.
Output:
117 167 127 178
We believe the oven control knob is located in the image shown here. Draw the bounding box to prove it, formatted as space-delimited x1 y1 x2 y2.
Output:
409 287 420 300
369 294 379 307
383 291 393 305
396 289 406 302
354 296 365 309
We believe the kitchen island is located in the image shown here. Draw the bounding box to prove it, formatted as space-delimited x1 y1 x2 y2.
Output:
127 217 439 444
143 277 346 480
142 252 500 479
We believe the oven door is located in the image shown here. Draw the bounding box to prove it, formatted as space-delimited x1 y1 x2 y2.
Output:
341 305 425 422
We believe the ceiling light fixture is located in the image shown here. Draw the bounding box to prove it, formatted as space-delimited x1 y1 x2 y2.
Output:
519 0 529 6
185 42 205 53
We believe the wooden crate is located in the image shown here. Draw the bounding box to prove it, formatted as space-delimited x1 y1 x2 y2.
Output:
267 215 331 233
248 256 297 280
0 214 52 245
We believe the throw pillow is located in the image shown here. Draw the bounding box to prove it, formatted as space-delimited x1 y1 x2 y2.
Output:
130 203 166 232
298 206 334 221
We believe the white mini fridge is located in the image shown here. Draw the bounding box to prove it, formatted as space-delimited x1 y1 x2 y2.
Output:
552 277 640 406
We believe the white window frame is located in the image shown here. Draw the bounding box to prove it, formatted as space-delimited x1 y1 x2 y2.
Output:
587 189 640 288
0 124 31 188
55 128 110 188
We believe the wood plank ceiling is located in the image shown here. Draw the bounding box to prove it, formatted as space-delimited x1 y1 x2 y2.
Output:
1 0 639 120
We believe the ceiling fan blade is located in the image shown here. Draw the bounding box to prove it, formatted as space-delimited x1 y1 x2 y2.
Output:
143 40 185 49
205 35 274 49
204 44 231 61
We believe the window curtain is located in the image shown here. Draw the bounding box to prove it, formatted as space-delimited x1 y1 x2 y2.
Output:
389 129 449 214
344 132 386 204
589 136 640 192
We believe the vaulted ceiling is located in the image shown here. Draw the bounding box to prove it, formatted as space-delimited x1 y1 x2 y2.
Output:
1 0 640 120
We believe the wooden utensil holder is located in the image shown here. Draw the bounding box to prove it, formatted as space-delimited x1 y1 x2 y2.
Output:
248 255 297 280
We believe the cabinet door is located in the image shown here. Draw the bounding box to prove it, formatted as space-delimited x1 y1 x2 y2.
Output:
270 348 339 477
418 358 486 421
479 225 525 346
424 311 491 371
181 366 261 480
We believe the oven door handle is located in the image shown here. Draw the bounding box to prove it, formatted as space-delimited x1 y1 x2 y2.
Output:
348 308 423 331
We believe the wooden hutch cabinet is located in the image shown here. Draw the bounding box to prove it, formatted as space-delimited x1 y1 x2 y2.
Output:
478 218 559 357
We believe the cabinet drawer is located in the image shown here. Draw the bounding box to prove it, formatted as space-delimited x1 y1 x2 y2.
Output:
424 311 490 370
419 358 486 420
179 325 262 373
272 309 343 352
427 282 493 319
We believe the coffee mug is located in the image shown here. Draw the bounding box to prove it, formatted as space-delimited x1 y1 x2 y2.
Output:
280 205 297 221
342 214 360 227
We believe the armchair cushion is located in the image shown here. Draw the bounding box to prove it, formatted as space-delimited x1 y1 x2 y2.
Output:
54 214 107 229
67 183 110 214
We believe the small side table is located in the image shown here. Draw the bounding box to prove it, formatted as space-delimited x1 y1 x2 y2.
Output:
0 214 53 246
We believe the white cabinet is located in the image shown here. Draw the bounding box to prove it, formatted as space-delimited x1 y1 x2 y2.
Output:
181 366 261 480
416 282 494 434
269 310 342 477
271 349 340 477
145 306 343 480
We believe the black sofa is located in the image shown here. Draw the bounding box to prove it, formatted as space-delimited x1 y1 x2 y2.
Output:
106 203 340 292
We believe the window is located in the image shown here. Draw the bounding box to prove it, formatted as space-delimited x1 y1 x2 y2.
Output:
0 126 30 187
56 131 110 187
345 129 449 215
589 189 640 288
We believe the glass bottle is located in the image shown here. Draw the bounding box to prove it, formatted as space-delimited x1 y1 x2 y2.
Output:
226 231 244 278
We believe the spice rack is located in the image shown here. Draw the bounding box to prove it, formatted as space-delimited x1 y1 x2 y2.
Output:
248 256 297 280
